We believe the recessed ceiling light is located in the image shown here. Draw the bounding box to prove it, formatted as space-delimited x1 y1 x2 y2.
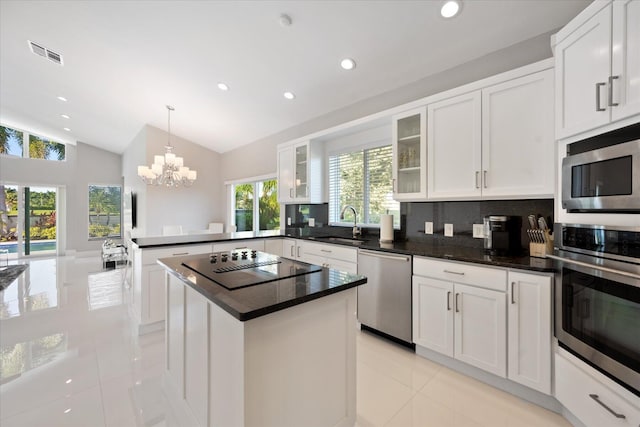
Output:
61 114 70 119
57 96 67 102
283 91 295 100
279 14 292 27
217 82 229 91
340 58 356 70
441 0 461 18
63 127 71 132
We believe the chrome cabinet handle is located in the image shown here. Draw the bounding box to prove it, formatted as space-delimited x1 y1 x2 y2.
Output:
589 394 626 419
596 82 606 111
290 188 293 198
290 245 294 257
483 170 487 188
297 246 301 258
475 171 480 189
511 282 516 304
455 293 460 313
447 291 451 311
444 270 465 276
608 75 619 107
172 252 189 256
392 178 397 192
320 249 332 253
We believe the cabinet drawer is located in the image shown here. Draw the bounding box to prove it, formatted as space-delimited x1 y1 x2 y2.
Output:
300 241 358 264
413 256 506 292
213 239 265 253
142 244 213 265
556 351 640 427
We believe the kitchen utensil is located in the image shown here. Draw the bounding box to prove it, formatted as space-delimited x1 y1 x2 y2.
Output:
538 217 548 231
528 215 538 230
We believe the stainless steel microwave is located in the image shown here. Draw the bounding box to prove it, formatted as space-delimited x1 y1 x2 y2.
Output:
562 139 640 213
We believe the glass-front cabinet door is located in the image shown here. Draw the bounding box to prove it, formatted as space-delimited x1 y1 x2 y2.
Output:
392 107 427 200
294 143 308 199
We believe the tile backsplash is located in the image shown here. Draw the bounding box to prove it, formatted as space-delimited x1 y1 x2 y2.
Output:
284 199 554 250
402 199 554 249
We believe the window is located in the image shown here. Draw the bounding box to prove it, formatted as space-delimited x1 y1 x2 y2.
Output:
0 125 24 157
329 145 400 227
0 125 65 161
232 178 280 232
88 185 121 239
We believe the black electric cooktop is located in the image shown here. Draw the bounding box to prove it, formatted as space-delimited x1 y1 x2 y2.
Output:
181 250 322 290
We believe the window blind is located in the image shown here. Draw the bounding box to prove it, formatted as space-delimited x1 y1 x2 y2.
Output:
329 145 400 227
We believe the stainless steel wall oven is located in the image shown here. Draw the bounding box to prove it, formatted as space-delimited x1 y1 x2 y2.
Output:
549 224 640 396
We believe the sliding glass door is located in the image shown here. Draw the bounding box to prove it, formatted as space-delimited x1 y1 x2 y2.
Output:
0 185 57 256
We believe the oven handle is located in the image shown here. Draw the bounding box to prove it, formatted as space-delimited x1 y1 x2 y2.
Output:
547 254 640 280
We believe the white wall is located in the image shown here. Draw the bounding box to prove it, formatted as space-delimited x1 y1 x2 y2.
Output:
124 125 224 236
121 126 147 237
0 141 123 253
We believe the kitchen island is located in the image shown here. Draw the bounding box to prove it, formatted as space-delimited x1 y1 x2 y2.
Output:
158 251 366 427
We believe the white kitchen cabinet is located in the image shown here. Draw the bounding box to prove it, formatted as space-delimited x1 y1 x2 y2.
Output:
412 257 507 377
556 348 640 427
281 238 301 260
212 239 264 253
507 271 552 394
277 140 324 203
131 243 212 334
264 237 283 256
427 69 554 200
481 70 554 198
299 240 358 274
427 91 482 200
392 107 427 200
412 275 454 357
554 0 640 140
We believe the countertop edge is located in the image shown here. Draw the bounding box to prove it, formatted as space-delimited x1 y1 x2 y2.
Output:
157 258 367 322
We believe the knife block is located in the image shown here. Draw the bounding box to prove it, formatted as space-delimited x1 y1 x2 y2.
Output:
529 230 553 258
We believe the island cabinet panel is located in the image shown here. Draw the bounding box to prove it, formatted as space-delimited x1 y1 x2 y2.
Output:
164 271 358 427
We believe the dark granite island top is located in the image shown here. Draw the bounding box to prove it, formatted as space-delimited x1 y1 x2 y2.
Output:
157 253 367 321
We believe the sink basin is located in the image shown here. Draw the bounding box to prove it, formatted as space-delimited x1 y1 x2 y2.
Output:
310 236 367 245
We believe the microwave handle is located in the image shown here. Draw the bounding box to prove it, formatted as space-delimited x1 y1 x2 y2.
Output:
547 254 640 281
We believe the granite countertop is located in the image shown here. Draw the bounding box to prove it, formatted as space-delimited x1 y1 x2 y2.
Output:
135 228 555 273
0 265 28 291
132 229 283 248
158 254 367 321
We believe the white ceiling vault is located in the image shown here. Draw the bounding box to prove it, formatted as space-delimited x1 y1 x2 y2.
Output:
0 0 589 155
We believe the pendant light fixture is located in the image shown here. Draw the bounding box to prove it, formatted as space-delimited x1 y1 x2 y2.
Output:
137 105 197 187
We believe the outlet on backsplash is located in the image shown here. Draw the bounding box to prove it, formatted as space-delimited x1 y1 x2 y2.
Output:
444 223 453 237
308 218 315 227
424 222 433 234
473 224 485 238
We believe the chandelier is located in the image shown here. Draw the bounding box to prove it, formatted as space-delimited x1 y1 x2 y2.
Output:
137 105 197 187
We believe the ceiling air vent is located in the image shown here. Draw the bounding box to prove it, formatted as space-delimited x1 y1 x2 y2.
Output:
28 40 63 65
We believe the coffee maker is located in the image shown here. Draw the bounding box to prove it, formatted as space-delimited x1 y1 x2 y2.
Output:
483 215 521 255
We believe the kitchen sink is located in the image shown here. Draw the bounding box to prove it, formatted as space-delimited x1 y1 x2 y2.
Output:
309 236 367 245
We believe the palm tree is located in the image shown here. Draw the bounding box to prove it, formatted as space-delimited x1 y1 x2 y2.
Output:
0 126 20 236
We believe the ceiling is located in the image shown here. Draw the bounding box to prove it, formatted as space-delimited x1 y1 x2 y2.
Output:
0 0 589 155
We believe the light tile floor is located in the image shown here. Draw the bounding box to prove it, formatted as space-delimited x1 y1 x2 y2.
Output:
0 255 572 427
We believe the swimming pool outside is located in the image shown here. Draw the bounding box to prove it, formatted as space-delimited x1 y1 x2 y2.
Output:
0 240 56 253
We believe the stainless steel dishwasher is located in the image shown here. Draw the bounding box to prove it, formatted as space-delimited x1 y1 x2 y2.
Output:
357 249 412 344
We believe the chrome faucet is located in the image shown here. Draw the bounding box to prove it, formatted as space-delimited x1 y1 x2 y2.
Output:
340 205 361 238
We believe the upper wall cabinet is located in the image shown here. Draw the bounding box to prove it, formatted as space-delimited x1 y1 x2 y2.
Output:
427 69 554 200
554 0 640 140
392 108 427 201
277 140 324 204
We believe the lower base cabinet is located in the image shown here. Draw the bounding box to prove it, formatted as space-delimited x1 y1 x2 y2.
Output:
412 256 553 394
556 349 640 427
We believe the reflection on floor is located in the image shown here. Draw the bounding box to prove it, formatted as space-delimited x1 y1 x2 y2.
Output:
0 256 572 427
